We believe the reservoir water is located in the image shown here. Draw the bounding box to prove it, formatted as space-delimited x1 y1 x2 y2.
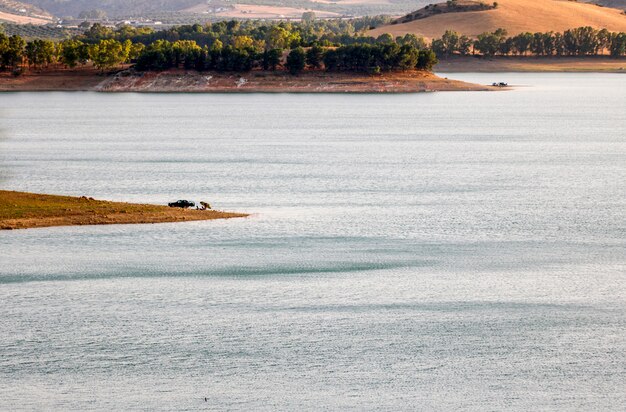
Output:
1 73 625 410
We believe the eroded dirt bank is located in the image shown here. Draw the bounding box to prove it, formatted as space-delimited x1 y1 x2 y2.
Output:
0 68 495 93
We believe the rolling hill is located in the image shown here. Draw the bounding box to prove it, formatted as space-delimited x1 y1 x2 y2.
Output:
6 0 625 22
10 0 208 17
588 0 626 9
0 0 53 24
370 0 626 39
4 0 432 19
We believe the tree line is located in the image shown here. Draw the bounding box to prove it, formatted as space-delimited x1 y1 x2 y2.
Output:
432 27 626 57
1 32 144 71
133 39 437 74
1 21 437 74
2 21 625 75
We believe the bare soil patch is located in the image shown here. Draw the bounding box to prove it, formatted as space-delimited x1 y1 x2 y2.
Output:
97 69 495 93
1 67 495 92
0 66 110 91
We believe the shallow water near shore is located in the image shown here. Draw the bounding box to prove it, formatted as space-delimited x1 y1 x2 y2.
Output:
1 73 625 410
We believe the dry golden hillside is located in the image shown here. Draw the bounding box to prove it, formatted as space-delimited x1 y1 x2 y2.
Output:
370 0 626 39
0 0 53 24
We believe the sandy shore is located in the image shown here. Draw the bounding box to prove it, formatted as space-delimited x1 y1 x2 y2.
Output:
436 56 626 73
0 67 494 92
0 191 248 230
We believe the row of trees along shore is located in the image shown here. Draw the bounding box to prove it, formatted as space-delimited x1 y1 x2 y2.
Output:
1 21 625 75
432 27 626 57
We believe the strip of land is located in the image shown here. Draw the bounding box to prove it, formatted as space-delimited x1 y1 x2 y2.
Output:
0 190 248 230
97 69 495 92
0 67 494 92
435 56 626 73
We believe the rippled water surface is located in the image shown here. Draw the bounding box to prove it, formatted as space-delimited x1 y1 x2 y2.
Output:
1 73 625 410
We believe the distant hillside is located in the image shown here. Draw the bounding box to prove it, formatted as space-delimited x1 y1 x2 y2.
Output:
0 0 53 24
370 0 626 39
4 0 434 19
585 0 626 9
14 0 204 17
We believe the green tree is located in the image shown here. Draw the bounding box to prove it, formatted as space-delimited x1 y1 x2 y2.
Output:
89 39 126 72
2 35 26 70
596 28 612 54
0 33 9 70
474 29 507 56
25 39 55 68
59 39 87 68
459 35 472 55
286 47 306 74
554 32 565 56
531 32 545 55
541 32 556 56
136 43 172 71
609 32 626 56
440 30 460 56
376 33 394 45
430 39 445 57
305 45 324 69
266 26 291 50
397 44 419 70
396 33 427 49
416 50 438 70
493 28 509 54
262 48 282 70
301 12 316 23
128 42 145 61
563 27 599 55
323 49 339 71
172 40 201 67
232 35 255 50
512 32 533 55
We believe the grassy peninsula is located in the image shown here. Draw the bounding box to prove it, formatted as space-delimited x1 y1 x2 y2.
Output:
0 190 247 230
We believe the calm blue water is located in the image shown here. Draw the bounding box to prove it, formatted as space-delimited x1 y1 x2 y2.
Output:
1 73 625 410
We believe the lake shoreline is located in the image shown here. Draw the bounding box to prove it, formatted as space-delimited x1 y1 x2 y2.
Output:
436 55 626 73
2 57 623 93
0 190 248 230
0 68 495 93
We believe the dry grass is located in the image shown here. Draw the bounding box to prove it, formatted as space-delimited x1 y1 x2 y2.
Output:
370 0 626 39
0 10 51 24
0 191 248 230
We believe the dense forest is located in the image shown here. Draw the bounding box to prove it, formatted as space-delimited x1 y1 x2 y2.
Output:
1 20 625 76
0 19 437 74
